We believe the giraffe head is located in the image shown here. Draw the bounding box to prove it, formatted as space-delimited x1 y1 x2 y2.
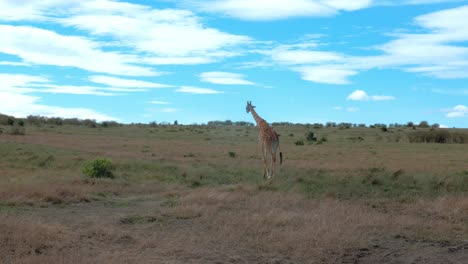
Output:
246 101 255 113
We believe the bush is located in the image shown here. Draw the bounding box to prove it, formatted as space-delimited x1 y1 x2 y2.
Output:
295 140 305 146
306 132 317 142
317 136 328 144
82 158 114 178
418 121 430 128
228 151 236 158
8 125 26 135
408 130 468 144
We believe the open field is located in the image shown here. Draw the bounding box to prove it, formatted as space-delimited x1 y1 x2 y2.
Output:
1 124 467 263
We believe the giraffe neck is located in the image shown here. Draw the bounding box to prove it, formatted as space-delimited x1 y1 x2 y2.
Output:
250 107 266 127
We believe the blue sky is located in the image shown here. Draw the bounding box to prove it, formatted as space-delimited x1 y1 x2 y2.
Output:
1 0 468 127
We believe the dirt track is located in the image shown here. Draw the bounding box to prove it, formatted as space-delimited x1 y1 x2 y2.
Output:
2 195 467 264
342 236 468 264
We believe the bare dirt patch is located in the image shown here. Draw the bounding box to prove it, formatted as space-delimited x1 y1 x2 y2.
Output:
1 188 466 263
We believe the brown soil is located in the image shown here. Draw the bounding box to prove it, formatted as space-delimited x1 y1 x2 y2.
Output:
1 190 466 264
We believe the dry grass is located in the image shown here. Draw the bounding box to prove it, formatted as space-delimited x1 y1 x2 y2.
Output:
0 125 467 263
1 187 466 263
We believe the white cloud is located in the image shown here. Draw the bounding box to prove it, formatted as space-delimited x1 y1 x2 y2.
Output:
347 90 395 101
346 107 359 112
176 86 223 94
0 0 68 21
347 90 369 101
200 72 255 85
0 73 167 96
294 66 358 84
33 84 118 96
141 56 214 65
0 61 30 66
89 75 170 88
445 105 468 117
370 5 468 78
0 1 251 66
0 25 155 76
323 0 374 11
148 100 170 105
333 106 359 112
271 49 344 65
161 108 178 113
371 95 396 101
59 4 251 63
184 0 373 21
0 73 49 89
0 92 116 121
267 5 468 84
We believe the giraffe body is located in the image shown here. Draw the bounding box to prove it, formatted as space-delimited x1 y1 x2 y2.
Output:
246 101 282 179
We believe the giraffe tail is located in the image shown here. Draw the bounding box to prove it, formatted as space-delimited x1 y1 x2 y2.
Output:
278 142 283 165
276 132 283 165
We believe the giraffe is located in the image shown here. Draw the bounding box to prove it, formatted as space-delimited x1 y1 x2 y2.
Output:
246 101 282 179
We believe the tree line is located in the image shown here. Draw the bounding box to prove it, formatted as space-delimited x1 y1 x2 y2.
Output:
0 113 448 129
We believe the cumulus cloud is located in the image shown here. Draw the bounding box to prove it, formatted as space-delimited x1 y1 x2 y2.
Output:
445 105 468 117
161 108 179 113
89 76 170 88
0 92 116 121
294 66 358 84
148 100 170 105
200 72 255 85
346 107 359 112
176 86 223 94
271 49 343 65
59 4 251 64
183 0 373 20
347 90 396 101
0 25 156 76
266 5 468 84
0 73 172 96
0 1 252 68
0 73 49 93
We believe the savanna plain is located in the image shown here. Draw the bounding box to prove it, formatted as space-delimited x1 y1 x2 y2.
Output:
0 122 467 264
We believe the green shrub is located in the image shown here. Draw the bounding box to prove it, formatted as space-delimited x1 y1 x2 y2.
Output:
82 158 114 178
316 136 328 144
8 125 26 135
228 151 236 158
295 140 304 146
306 131 317 142
408 130 468 144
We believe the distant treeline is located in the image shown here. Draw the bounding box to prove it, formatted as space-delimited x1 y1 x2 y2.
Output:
0 113 450 129
271 121 441 129
0 114 120 128
408 130 468 144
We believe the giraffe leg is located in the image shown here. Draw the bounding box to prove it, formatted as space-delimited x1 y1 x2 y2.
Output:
260 142 268 179
269 141 278 179
264 149 271 179
269 153 275 178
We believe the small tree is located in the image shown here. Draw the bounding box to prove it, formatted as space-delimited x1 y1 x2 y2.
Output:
82 158 114 179
418 121 430 128
306 131 317 142
7 118 14 126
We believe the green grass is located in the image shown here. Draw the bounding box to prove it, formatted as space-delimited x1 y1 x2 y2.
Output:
1 124 467 205
263 167 468 200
